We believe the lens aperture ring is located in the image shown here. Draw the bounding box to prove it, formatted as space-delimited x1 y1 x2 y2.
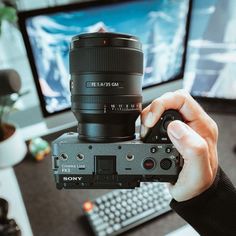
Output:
71 95 142 104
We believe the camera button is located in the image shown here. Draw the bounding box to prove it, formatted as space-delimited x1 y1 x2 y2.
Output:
163 119 172 131
150 147 157 153
165 147 172 153
143 158 155 170
160 158 172 170
162 115 175 131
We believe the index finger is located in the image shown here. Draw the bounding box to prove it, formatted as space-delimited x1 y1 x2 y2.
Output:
141 89 206 127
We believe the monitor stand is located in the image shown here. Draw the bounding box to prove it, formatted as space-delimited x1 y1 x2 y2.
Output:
8 106 77 140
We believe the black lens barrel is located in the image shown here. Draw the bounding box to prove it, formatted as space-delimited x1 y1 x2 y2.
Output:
70 33 143 74
70 32 143 142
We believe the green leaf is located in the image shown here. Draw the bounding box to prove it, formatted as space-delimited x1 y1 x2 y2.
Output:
0 6 17 23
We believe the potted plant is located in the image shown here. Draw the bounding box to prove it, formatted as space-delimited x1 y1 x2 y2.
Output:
0 0 17 35
0 69 27 168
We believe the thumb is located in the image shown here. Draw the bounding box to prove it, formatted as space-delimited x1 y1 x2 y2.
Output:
167 120 209 162
167 120 212 201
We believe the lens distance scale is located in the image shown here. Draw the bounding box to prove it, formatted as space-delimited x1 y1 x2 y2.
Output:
104 103 141 113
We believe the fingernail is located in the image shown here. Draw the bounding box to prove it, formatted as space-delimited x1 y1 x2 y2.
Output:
144 112 154 127
140 125 149 138
168 121 188 139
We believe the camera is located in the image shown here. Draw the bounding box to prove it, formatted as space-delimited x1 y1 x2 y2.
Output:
52 32 183 189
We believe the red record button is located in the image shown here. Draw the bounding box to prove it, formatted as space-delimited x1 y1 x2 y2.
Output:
143 158 155 170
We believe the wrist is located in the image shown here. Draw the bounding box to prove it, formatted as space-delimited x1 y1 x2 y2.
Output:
171 166 220 203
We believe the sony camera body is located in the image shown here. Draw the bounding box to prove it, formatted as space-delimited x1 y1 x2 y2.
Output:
52 109 183 189
51 32 183 189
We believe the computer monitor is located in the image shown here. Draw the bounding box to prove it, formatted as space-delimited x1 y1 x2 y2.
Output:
18 0 192 131
184 0 236 112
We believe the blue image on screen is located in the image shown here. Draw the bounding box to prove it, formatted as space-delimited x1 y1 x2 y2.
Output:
26 0 189 113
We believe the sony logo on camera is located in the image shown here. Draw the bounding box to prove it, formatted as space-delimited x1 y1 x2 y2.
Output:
86 81 124 88
63 176 83 181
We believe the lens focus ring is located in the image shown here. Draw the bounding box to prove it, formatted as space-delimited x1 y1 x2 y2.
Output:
70 47 143 74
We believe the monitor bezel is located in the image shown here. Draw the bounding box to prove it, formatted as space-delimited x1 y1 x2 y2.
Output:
18 0 192 118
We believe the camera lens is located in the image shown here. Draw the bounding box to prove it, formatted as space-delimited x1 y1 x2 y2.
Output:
70 32 143 142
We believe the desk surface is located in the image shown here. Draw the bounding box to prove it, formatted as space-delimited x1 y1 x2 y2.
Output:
14 113 236 236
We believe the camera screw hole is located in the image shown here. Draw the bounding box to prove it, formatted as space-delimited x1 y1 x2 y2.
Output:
126 154 134 161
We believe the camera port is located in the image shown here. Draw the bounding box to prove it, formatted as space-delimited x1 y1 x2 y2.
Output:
77 153 85 161
60 153 68 160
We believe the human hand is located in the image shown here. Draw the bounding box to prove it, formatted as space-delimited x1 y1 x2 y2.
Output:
141 90 219 202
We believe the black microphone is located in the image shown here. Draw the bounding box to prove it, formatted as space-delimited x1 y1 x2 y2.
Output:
0 198 21 236
0 198 8 224
0 70 21 96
